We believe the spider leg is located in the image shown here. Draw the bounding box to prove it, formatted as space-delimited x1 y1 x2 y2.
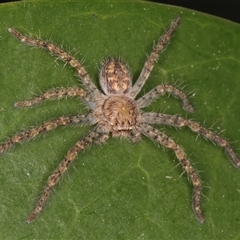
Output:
15 87 86 107
139 123 204 223
142 113 240 168
0 114 94 155
14 87 97 110
27 127 109 223
8 28 101 101
127 129 142 143
137 83 194 112
131 16 181 98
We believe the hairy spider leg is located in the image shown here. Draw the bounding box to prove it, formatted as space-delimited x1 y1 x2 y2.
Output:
27 127 109 223
15 87 87 107
8 28 101 107
139 123 204 223
0 114 93 155
137 83 194 112
142 113 240 168
131 15 181 98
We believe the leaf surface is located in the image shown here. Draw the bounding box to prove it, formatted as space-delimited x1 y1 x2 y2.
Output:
1 1 240 239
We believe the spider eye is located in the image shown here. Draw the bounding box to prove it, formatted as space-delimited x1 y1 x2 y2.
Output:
100 59 132 95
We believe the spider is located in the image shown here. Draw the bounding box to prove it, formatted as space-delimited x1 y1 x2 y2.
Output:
4 15 240 224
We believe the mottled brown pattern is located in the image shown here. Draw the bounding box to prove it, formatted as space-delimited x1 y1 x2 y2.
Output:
3 15 239 223
100 59 131 95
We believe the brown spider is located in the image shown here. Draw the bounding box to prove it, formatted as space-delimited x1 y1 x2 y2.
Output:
4 16 240 224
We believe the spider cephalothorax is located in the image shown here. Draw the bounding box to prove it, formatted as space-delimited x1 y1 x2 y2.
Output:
3 16 239 224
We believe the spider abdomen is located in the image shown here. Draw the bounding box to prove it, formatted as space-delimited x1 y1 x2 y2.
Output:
100 59 132 95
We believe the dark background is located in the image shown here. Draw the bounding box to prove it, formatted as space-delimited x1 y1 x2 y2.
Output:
1 0 240 24
149 0 240 23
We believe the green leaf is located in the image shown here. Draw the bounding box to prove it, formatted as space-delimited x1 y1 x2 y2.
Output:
1 1 240 239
